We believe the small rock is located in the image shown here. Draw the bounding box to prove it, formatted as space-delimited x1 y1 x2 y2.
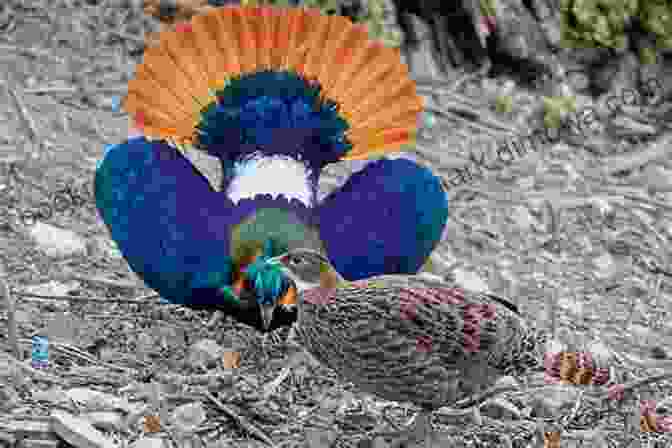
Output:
511 205 536 230
66 388 133 413
481 398 521 419
129 438 164 448
188 339 223 369
32 386 69 405
592 253 616 279
28 222 87 258
85 412 124 432
51 410 117 448
172 402 206 432
417 272 444 283
529 384 581 419
452 268 488 293
628 324 657 347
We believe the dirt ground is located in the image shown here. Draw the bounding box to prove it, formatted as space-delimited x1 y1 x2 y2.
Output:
1 1 672 447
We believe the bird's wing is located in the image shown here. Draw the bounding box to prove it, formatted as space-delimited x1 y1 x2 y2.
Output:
329 277 524 368
95 137 238 308
318 158 448 280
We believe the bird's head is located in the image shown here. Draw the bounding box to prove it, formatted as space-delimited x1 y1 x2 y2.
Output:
242 251 294 332
266 248 343 295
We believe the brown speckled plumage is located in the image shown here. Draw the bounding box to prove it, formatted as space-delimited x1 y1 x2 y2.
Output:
293 275 546 410
268 248 547 446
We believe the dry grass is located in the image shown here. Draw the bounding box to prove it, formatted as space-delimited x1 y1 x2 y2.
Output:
0 0 672 447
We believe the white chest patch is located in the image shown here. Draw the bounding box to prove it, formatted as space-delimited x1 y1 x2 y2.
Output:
226 153 314 206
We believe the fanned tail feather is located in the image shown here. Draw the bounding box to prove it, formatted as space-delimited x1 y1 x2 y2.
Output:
123 5 423 167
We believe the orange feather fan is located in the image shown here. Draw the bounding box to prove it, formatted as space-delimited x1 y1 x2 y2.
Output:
124 5 423 159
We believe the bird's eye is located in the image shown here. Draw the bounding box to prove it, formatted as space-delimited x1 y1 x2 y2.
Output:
287 255 304 267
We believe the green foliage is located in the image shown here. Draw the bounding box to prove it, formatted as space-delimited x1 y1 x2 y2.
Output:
542 96 576 130
361 0 403 47
479 0 497 18
560 0 672 50
495 95 513 114
560 0 638 49
639 0 672 49
639 46 658 64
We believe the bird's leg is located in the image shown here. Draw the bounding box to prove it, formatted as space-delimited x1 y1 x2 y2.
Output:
470 384 484 425
413 410 432 448
262 362 293 398
260 332 270 360
386 377 461 447
387 409 433 448
262 325 308 398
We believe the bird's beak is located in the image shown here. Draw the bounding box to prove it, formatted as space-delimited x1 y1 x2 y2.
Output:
265 255 292 278
265 255 284 266
259 303 275 331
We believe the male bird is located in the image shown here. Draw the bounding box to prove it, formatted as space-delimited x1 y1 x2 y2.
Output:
95 6 448 335
268 248 547 447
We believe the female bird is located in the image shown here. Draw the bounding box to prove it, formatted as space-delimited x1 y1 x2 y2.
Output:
268 248 547 447
95 6 448 335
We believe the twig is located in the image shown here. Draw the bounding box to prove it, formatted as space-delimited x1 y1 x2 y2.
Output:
431 95 520 135
13 290 160 304
17 337 101 366
67 272 143 290
52 341 135 374
414 71 483 95
425 103 516 138
452 385 520 409
23 86 127 95
560 389 585 430
108 30 146 45
2 280 19 359
204 391 276 447
7 86 39 143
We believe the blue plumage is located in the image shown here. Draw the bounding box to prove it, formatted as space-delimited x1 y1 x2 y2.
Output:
96 6 449 332
198 71 350 175
95 137 236 308
96 136 448 324
318 157 449 280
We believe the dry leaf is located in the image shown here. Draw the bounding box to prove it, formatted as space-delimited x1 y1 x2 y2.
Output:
144 415 161 433
222 351 241 369
544 431 561 448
